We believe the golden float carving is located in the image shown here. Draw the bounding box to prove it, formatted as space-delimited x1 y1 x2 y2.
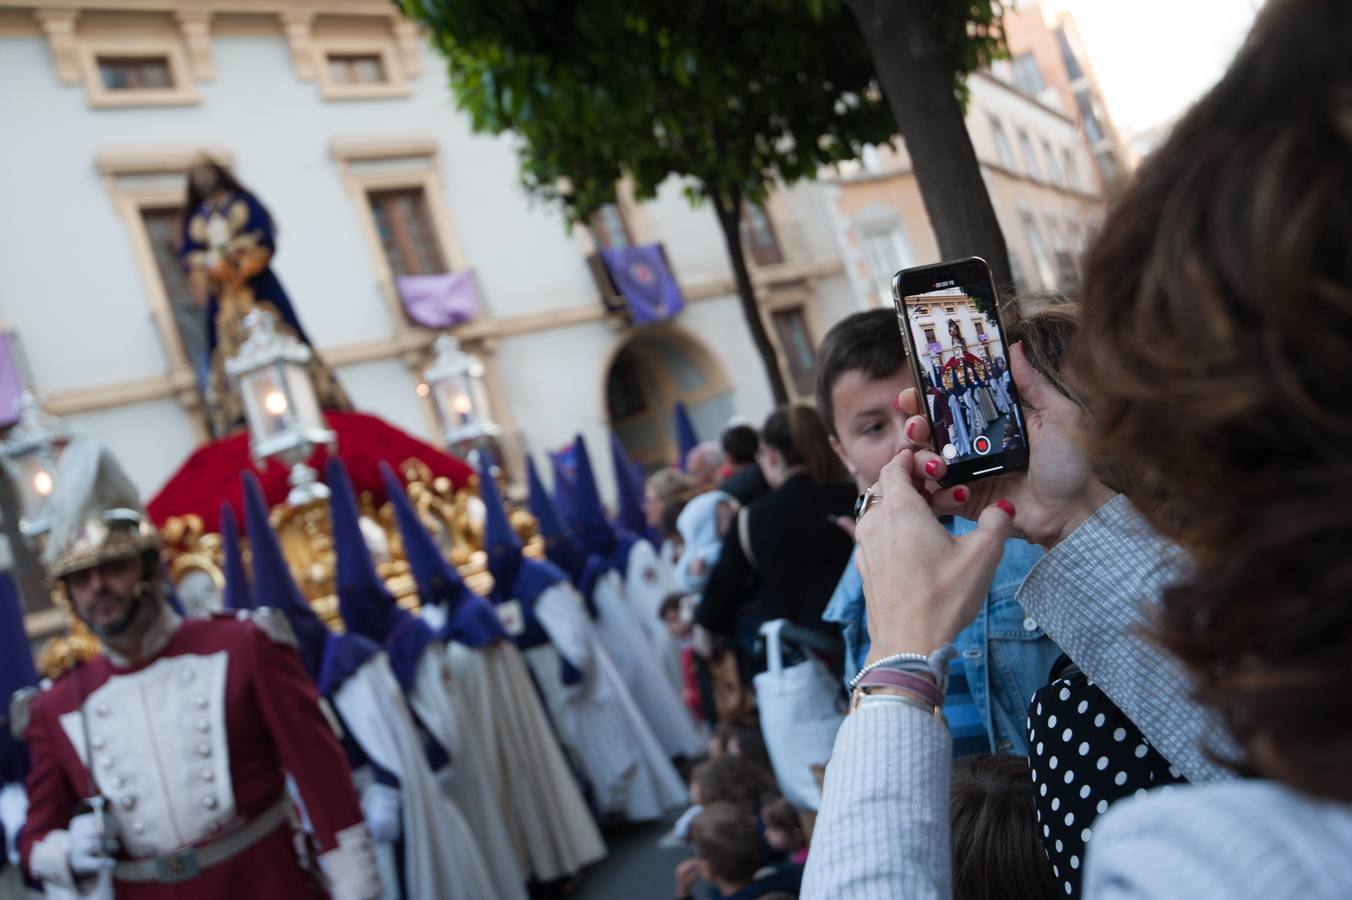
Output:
35 459 541 679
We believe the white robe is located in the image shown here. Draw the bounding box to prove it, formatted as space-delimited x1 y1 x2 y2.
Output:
946 394 973 457
333 654 498 900
962 389 988 436
525 583 687 822
408 647 526 900
444 641 606 882
590 571 704 759
977 384 1000 421
623 540 687 699
993 373 1014 415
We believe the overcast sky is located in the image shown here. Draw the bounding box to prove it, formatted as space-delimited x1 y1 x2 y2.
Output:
1041 0 1262 140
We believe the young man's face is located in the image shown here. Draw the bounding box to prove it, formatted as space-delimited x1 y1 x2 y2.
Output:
828 365 917 489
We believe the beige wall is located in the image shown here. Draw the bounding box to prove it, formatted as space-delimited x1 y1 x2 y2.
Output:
823 67 1105 305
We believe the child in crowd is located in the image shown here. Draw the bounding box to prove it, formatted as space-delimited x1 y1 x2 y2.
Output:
707 719 773 774
760 795 808 865
691 755 778 817
660 592 704 723
674 489 740 594
815 309 1061 755
948 755 1057 900
674 803 803 900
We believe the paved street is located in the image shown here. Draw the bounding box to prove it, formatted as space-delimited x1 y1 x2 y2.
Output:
575 814 690 900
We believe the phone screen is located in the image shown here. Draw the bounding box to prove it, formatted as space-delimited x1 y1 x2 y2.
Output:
891 257 1029 485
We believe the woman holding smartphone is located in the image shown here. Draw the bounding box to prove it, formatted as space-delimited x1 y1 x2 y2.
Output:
804 0 1352 897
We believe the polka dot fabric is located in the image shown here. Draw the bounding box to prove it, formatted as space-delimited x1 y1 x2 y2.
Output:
1027 662 1186 898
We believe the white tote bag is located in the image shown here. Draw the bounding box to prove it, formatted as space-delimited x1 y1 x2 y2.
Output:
753 619 846 811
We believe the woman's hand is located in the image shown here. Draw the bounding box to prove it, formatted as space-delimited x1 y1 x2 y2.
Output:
901 343 1115 549
856 450 1015 662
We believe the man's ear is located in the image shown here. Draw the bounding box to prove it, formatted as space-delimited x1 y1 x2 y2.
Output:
828 433 857 476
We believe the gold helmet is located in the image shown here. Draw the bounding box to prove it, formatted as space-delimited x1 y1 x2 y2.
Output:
41 438 160 579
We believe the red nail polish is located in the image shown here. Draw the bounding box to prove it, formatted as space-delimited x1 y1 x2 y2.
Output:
905 420 917 440
924 459 940 477
954 486 969 502
997 499 1016 517
893 394 903 413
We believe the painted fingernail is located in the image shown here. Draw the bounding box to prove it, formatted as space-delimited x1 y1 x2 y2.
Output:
997 499 1016 517
906 420 917 440
924 459 940 477
893 394 904 412
954 486 969 502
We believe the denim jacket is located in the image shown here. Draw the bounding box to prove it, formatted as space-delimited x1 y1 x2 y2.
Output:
821 519 1062 754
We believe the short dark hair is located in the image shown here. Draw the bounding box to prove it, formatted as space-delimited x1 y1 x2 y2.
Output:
814 309 907 436
712 718 772 772
721 424 760 465
759 795 800 835
691 754 777 814
949 755 1057 900
690 803 760 885
658 592 684 621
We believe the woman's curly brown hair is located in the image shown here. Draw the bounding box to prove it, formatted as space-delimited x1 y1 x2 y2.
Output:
1069 0 1352 800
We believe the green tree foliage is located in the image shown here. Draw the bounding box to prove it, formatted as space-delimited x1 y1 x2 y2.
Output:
405 0 902 403
404 0 1012 399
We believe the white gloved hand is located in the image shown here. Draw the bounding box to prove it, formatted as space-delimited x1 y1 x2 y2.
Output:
68 811 118 876
360 783 402 844
0 782 28 866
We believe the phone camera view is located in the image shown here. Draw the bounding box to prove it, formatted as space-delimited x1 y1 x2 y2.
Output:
902 284 1024 469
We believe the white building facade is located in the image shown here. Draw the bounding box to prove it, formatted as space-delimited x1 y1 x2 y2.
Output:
0 0 859 500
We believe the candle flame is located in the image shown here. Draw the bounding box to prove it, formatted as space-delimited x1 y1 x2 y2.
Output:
264 390 289 416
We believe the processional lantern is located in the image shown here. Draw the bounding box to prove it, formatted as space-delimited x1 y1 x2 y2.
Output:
0 392 72 538
226 309 335 505
422 335 499 461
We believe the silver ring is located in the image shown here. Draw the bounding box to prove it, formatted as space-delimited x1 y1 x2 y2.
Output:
855 486 881 522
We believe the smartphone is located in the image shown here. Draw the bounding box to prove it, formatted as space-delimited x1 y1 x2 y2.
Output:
891 257 1029 486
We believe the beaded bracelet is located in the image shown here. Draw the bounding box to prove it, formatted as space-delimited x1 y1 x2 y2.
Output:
849 643 956 692
848 651 931 690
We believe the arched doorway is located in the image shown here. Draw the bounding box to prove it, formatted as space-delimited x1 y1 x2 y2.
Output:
605 328 735 471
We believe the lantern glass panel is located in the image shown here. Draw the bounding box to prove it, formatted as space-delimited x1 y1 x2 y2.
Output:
283 363 325 432
10 452 56 527
241 367 290 438
433 374 477 431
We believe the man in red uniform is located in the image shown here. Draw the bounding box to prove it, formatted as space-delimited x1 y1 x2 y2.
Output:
17 439 380 899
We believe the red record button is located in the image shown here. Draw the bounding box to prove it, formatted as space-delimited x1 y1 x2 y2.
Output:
973 435 992 455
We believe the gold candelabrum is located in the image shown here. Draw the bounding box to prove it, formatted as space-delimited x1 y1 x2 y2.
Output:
35 459 542 679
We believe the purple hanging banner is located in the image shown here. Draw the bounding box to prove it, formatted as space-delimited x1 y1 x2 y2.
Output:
600 244 685 325
395 271 481 329
0 334 24 427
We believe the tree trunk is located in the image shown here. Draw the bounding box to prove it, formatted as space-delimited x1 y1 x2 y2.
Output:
711 192 791 406
847 0 1013 296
